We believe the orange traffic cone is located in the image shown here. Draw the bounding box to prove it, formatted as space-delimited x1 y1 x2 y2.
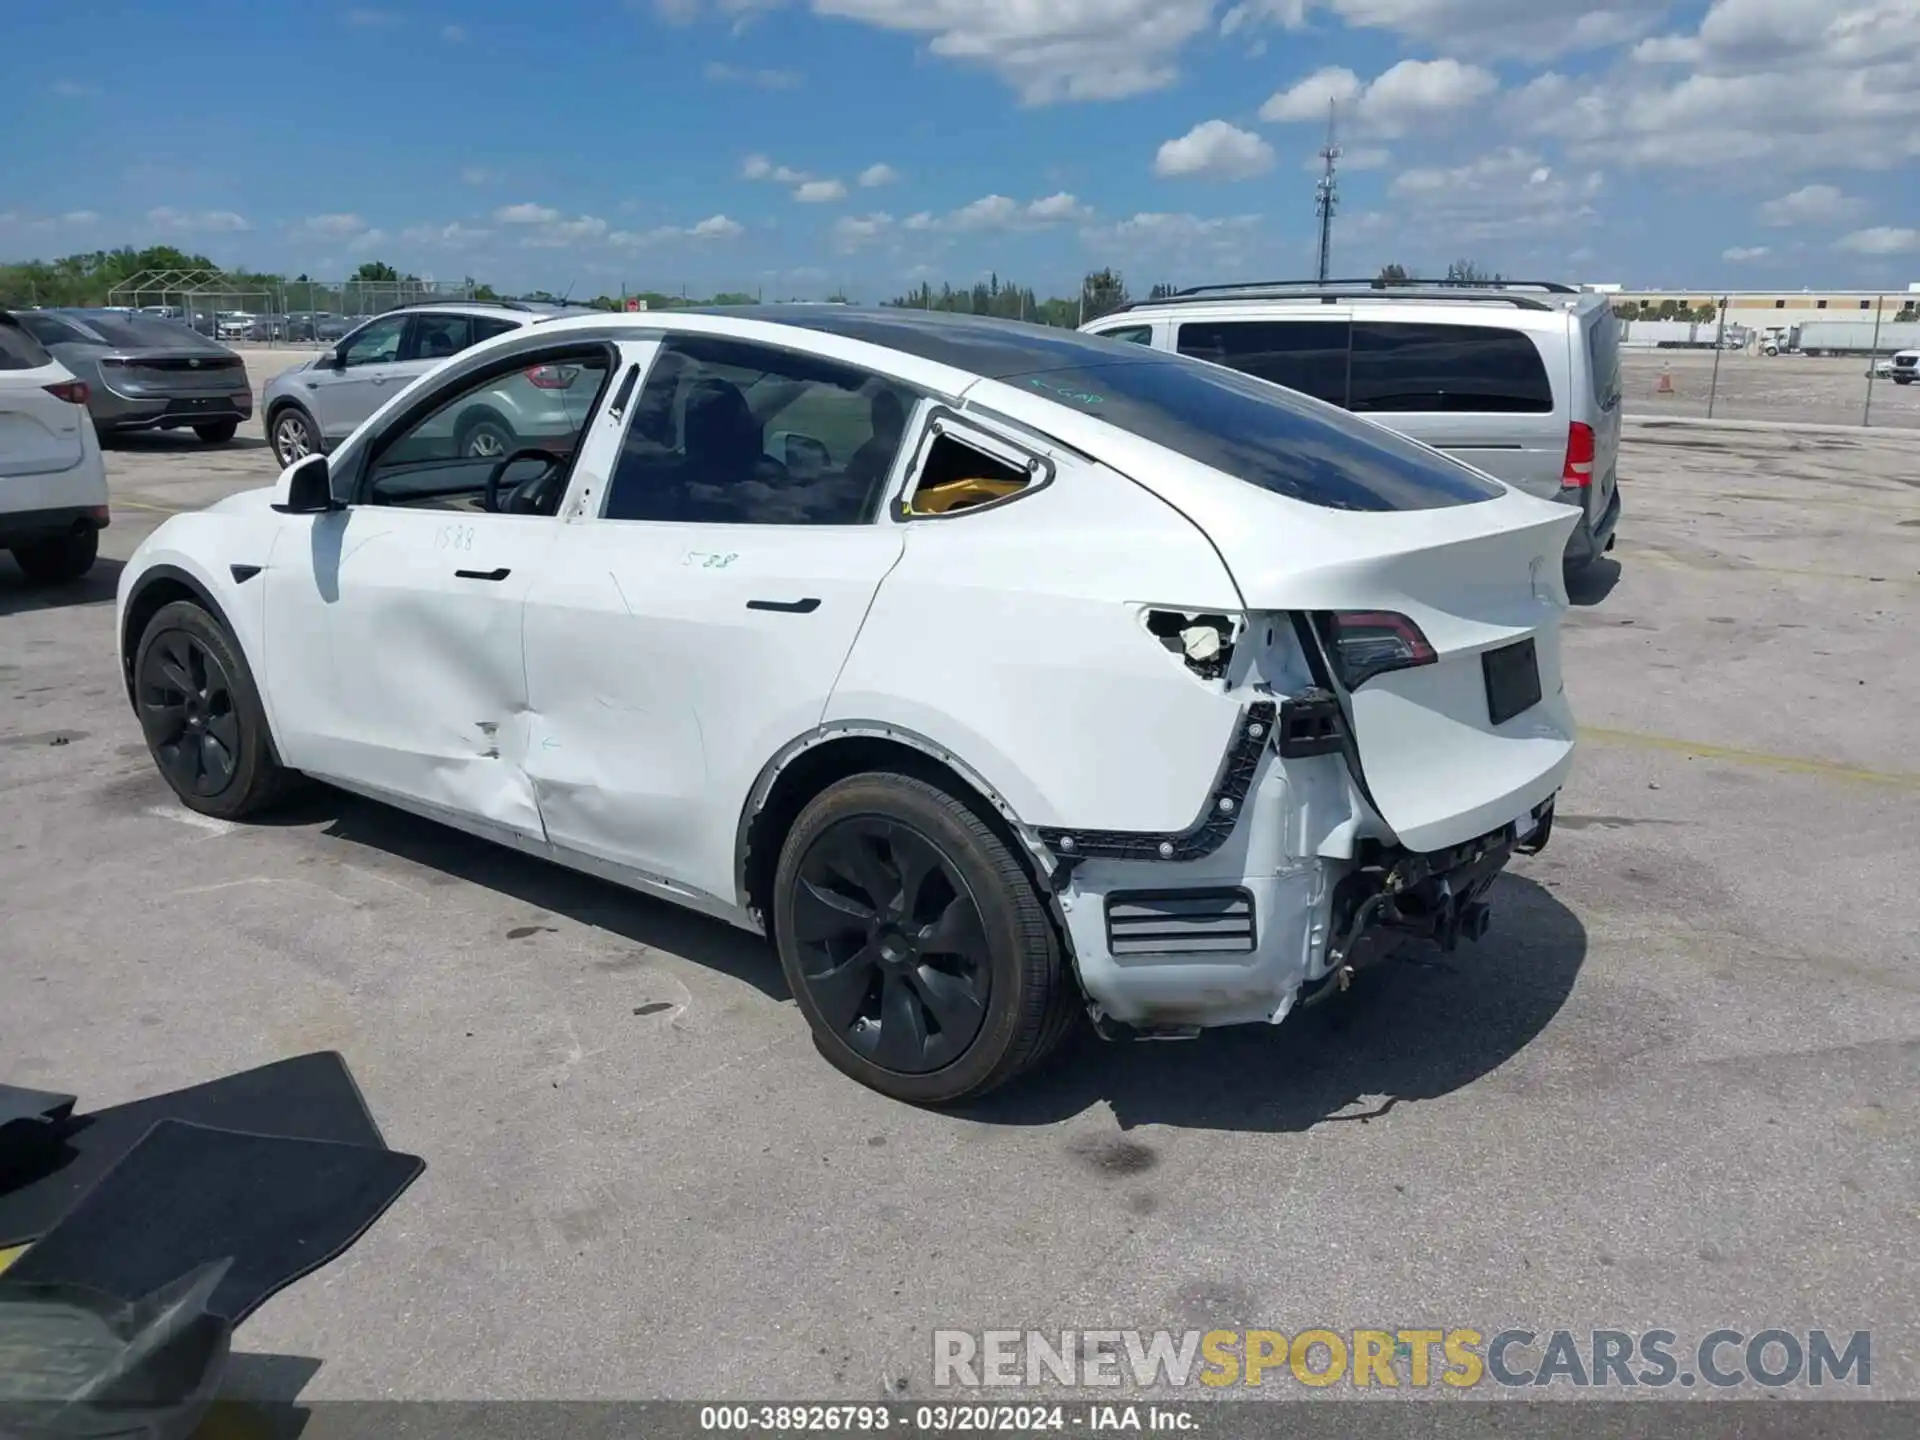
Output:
1654 364 1674 394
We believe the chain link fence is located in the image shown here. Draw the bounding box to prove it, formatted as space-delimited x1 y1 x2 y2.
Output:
102 270 478 346
1618 295 1920 431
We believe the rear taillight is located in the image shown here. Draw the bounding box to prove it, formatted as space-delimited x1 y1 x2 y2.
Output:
1562 421 1595 487
44 379 90 405
526 364 579 389
1317 611 1437 690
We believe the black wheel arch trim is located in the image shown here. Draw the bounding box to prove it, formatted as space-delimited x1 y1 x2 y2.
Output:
1033 699 1276 866
734 720 1062 914
119 564 246 709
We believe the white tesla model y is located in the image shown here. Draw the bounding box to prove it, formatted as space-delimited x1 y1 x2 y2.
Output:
117 308 1578 1104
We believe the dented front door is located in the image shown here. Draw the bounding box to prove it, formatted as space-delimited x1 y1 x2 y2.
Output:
262 506 559 842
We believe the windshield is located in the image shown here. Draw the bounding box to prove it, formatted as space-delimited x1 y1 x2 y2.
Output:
1004 356 1506 511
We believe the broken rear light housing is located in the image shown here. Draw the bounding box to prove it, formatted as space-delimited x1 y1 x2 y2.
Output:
1315 610 1436 690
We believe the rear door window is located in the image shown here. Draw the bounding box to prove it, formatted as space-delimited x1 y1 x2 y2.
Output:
1007 358 1504 512
1586 313 1622 411
1348 322 1554 414
1098 324 1154 346
1176 319 1350 406
0 316 54 369
405 314 474 362
472 317 519 343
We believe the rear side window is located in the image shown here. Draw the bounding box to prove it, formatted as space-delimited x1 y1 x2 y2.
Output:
14 312 85 346
472 316 519 343
1010 358 1504 512
1349 322 1554 414
1176 319 1350 406
1098 324 1154 346
406 313 473 361
0 316 54 369
1586 312 1621 411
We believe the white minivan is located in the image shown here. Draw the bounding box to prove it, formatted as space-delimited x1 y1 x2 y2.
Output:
1083 279 1623 571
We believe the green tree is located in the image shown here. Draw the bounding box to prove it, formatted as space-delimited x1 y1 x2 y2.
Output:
1377 262 1410 284
1444 259 1504 284
1081 267 1129 322
352 261 400 283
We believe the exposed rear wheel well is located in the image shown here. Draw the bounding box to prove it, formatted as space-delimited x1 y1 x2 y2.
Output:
741 735 1059 940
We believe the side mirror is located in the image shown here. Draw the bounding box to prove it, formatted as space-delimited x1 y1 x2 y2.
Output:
771 430 830 478
271 454 340 514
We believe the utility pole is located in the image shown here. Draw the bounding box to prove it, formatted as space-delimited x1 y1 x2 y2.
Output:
1314 100 1341 283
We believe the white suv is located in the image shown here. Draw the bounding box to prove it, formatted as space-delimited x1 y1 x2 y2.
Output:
260 301 595 466
0 311 109 584
1083 279 1624 572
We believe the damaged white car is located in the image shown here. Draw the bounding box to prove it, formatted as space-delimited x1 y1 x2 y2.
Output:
117 309 1578 1104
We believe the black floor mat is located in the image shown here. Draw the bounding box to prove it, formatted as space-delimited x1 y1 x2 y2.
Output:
4 1120 424 1325
0 1052 388 1248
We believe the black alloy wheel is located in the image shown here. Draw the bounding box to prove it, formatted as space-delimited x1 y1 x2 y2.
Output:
791 816 993 1074
138 628 241 799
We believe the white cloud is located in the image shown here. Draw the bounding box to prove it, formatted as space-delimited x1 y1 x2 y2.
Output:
495 202 561 224
1836 226 1920 255
794 178 849 203
442 23 466 41
1722 245 1771 261
1263 58 1497 137
49 79 101 98
1760 184 1868 228
348 228 389 253
704 61 802 87
689 213 745 239
1081 211 1265 272
344 7 401 26
461 166 503 186
146 206 250 234
742 154 812 184
289 213 369 240
832 212 895 252
523 215 610 247
399 221 491 248
938 192 1091 231
1514 0 1920 173
1154 119 1275 181
1228 0 1667 58
1387 146 1604 241
812 0 1219 103
858 162 900 187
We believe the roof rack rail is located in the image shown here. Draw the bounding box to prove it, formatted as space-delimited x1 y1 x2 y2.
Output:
1106 278 1584 315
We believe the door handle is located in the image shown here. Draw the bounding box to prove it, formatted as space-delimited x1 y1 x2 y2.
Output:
455 567 511 581
746 597 821 614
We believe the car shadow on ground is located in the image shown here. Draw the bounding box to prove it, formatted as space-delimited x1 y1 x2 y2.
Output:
0 554 124 618
959 873 1586 1134
262 788 1584 1135
259 786 793 1004
209 1351 320 1440
102 430 272 454
1566 556 1621 606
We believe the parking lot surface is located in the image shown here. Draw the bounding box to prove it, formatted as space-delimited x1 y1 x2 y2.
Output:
1 392 1916 1400
1623 347 1920 430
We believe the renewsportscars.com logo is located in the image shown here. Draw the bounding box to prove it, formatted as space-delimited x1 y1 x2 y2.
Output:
933 1328 1872 1391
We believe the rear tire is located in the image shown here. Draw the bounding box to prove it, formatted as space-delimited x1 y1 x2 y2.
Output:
11 527 98 583
193 420 239 444
270 406 319 466
455 413 513 460
1896 376 1913 386
133 599 292 820
772 771 1071 1105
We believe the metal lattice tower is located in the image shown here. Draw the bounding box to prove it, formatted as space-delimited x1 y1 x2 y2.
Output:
1314 101 1341 283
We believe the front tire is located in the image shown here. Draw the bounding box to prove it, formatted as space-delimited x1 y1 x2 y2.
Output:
133 599 291 820
772 772 1072 1105
193 420 239 444
11 527 98 583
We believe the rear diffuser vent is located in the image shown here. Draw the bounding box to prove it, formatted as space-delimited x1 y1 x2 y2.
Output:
1104 888 1256 957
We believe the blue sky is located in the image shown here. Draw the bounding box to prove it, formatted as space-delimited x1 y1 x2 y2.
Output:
4 0 1917 299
